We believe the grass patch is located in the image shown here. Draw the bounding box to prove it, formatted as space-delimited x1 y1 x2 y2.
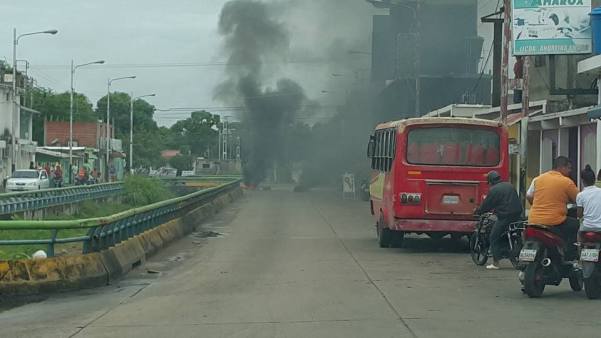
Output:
0 176 177 260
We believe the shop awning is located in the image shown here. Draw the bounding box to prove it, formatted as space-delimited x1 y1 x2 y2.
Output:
588 106 601 120
36 148 77 159
20 106 41 115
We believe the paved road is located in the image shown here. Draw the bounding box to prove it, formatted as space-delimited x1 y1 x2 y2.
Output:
2 187 601 338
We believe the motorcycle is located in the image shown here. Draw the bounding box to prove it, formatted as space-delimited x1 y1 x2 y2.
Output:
518 224 583 298
470 213 525 268
579 231 601 299
74 175 88 186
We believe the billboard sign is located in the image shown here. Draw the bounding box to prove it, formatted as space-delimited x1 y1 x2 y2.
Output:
513 0 592 55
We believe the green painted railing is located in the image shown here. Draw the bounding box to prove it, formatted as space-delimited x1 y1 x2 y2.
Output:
0 183 123 216
0 178 241 257
0 175 240 216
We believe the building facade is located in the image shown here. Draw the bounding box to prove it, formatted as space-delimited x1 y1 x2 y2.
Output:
0 81 37 182
369 0 491 123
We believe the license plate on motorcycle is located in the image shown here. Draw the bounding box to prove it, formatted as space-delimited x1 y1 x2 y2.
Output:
519 249 537 262
581 249 600 262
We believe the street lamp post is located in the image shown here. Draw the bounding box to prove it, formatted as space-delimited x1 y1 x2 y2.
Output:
129 93 155 174
69 59 104 183
106 76 135 181
11 28 58 173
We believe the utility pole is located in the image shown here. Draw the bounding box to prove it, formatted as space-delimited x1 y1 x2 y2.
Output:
500 0 512 125
106 76 135 181
520 56 530 204
129 93 155 174
70 60 104 183
11 28 58 173
415 0 421 117
218 126 222 161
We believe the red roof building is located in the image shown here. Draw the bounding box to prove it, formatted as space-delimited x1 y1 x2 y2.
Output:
161 150 181 160
44 120 113 148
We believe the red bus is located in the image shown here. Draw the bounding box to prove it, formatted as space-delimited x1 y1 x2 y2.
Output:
367 117 509 248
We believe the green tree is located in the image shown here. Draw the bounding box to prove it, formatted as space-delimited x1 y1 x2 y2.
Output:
96 92 158 139
170 111 220 157
96 93 162 168
132 130 166 169
30 88 96 144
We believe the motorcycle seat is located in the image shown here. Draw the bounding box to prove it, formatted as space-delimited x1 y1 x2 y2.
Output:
525 225 564 247
580 231 601 243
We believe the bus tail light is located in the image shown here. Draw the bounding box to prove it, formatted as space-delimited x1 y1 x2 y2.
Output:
400 193 421 205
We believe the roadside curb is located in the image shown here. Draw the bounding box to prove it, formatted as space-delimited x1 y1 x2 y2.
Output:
0 187 242 298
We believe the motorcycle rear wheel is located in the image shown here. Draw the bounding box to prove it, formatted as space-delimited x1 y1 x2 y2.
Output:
524 262 545 298
508 239 523 269
584 274 601 299
569 269 583 292
469 233 488 266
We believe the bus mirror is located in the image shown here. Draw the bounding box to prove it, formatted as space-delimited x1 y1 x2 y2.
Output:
367 136 376 158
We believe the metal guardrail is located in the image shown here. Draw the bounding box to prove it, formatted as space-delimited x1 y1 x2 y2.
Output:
0 183 123 216
0 179 241 256
0 175 240 216
159 175 242 184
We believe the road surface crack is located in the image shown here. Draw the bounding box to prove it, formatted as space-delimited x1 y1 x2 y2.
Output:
68 283 151 337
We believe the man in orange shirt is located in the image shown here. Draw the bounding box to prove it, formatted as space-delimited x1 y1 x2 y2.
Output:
528 156 580 259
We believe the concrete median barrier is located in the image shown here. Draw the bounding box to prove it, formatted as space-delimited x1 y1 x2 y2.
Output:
0 253 108 296
0 186 242 298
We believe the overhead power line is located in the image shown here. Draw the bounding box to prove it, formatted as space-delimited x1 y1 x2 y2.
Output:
28 59 343 70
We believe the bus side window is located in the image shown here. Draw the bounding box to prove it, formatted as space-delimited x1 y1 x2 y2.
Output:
384 131 389 164
376 131 382 170
383 130 389 171
380 131 386 171
387 130 394 171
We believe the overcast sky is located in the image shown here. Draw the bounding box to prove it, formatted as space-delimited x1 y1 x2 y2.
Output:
0 0 498 127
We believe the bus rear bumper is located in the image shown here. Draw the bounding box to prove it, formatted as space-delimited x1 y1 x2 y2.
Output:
391 219 476 233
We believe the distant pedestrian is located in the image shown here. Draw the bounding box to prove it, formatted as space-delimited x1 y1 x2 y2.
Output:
29 161 35 170
109 165 116 182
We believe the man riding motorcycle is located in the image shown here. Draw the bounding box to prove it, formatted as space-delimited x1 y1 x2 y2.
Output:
475 171 523 270
528 156 579 260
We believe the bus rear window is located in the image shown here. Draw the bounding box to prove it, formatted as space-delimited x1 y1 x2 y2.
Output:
406 127 500 167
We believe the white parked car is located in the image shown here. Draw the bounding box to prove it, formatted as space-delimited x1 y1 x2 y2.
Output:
6 170 51 192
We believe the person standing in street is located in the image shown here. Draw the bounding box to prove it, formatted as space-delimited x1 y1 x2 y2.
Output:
109 165 116 182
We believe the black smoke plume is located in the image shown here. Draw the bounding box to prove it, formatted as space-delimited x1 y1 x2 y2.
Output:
216 0 308 185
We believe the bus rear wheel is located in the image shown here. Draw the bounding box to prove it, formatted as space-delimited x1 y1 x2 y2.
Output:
377 225 404 248
377 225 391 248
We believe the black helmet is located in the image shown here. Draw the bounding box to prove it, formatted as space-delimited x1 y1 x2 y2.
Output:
487 171 501 185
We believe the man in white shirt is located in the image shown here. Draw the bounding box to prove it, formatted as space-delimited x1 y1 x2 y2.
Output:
577 166 601 232
526 177 537 205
